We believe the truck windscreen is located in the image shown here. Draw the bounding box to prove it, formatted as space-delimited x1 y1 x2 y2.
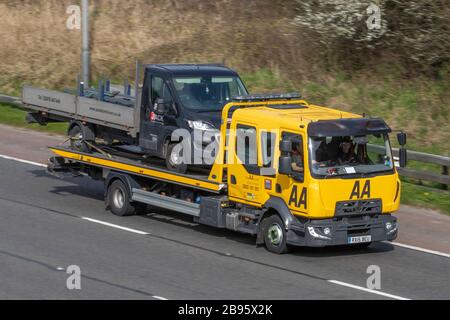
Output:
173 76 247 112
308 133 394 178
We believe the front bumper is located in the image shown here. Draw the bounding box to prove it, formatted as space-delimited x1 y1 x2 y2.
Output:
287 214 398 247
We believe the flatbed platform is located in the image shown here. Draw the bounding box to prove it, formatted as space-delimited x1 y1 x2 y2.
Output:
49 146 225 193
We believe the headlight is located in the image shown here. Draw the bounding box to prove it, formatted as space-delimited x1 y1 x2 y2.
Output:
323 227 331 235
386 221 398 234
307 226 331 240
187 120 215 131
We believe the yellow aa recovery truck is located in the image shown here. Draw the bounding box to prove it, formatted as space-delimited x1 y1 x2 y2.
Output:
48 93 407 254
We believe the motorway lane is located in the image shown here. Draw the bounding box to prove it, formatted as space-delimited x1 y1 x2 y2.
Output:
0 158 449 299
2 124 450 255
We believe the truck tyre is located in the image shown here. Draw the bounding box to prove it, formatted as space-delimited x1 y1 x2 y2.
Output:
68 125 90 153
166 143 188 174
262 214 289 254
107 179 138 216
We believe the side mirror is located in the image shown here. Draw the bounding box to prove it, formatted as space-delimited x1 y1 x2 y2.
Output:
279 139 292 153
154 98 170 115
399 148 407 168
278 156 292 175
397 132 407 146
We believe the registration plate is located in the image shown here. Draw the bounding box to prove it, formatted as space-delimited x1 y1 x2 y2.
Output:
348 235 372 244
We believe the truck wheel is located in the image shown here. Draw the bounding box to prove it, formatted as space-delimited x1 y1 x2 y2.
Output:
68 125 90 153
107 180 136 216
262 215 289 254
166 143 187 174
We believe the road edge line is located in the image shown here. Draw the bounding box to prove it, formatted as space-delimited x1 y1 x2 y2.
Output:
0 153 46 167
328 280 410 300
390 241 450 258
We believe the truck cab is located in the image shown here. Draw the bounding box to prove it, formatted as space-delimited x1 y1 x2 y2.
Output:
139 64 248 172
206 96 406 252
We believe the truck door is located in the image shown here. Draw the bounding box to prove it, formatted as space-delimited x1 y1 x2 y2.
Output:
278 131 308 214
139 74 177 154
227 123 266 205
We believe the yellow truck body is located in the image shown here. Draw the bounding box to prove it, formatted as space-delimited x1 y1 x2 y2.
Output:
49 95 404 253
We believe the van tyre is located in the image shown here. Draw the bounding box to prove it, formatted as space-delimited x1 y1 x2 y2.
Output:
107 180 140 216
166 143 187 174
262 215 289 254
68 125 90 153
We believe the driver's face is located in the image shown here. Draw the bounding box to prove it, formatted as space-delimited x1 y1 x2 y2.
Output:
341 142 352 153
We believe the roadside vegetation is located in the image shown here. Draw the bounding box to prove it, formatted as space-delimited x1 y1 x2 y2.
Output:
0 103 67 135
0 0 448 214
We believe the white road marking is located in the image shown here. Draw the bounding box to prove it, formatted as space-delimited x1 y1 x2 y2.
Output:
0 153 46 167
152 295 169 300
390 242 450 258
81 217 150 235
328 280 410 300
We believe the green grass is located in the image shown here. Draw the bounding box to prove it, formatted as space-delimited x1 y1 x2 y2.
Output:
401 180 450 215
0 103 67 135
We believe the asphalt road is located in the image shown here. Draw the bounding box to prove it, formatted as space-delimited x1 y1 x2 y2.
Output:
0 157 449 300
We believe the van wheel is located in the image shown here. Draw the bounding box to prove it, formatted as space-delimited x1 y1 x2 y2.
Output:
166 143 187 174
262 215 289 254
107 180 137 216
68 125 90 153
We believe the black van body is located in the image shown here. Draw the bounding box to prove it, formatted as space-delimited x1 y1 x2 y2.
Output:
138 64 248 171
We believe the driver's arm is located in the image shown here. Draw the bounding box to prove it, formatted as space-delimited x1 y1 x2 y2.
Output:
291 154 304 172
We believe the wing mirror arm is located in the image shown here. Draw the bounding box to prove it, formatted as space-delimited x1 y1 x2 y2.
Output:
397 132 407 168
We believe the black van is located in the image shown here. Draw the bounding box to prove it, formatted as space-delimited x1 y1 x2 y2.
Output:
139 64 248 173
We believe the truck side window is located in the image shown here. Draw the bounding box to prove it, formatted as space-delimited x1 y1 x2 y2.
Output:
282 132 304 173
150 76 174 114
236 124 257 165
261 131 276 167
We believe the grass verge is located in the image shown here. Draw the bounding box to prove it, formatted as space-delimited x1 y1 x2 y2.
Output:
0 103 66 135
401 180 450 216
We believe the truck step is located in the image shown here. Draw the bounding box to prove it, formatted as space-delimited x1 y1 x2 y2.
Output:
131 188 200 217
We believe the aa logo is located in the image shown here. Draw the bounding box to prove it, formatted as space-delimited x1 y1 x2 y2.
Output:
350 180 371 199
288 186 307 209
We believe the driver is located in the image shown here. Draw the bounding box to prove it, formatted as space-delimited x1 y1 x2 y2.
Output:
337 137 356 165
291 139 304 172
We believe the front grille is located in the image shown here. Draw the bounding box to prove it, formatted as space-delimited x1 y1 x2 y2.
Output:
335 199 382 217
347 228 370 236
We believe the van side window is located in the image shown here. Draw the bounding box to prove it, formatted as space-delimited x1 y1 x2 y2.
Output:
236 125 257 165
150 76 174 113
261 131 276 167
